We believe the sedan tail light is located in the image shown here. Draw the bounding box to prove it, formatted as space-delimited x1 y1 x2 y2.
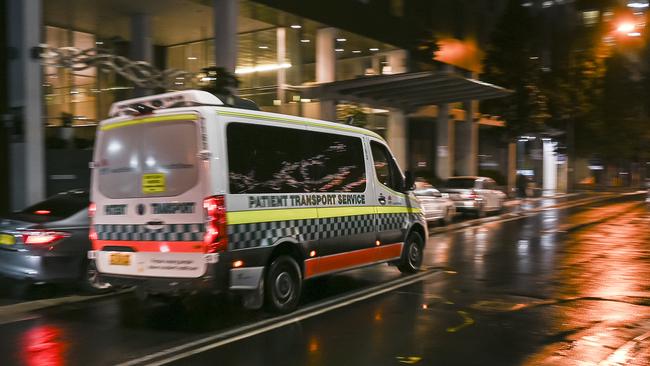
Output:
20 230 70 246
203 195 228 253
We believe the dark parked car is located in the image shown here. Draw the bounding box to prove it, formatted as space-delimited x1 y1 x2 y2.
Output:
0 189 109 292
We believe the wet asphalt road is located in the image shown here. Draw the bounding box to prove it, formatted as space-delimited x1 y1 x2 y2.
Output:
0 193 648 366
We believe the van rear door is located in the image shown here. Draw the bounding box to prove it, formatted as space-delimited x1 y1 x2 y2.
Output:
92 113 208 278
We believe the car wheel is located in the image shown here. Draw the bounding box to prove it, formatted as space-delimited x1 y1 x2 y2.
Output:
397 232 424 274
264 255 302 314
81 260 112 294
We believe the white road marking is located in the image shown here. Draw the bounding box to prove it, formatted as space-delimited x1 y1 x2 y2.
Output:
116 270 440 366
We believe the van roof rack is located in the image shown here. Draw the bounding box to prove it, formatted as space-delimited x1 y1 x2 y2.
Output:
108 90 259 117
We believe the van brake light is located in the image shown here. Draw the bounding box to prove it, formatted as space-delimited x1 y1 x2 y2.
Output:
203 195 228 253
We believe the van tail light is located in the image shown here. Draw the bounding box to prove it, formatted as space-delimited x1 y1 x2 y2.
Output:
203 195 228 253
88 202 96 218
20 230 70 246
88 202 98 245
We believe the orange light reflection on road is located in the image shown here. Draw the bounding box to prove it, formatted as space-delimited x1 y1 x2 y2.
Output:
22 325 67 366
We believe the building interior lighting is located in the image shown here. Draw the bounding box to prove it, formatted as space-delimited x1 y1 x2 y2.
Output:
290 24 302 29
628 2 649 8
352 50 362 53
336 38 347 42
335 48 344 52
628 31 642 36
300 39 310 43
258 45 269 49
187 56 197 60
369 47 379 51
235 62 292 74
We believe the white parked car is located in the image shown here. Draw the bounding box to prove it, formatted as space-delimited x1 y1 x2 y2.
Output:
440 176 506 217
414 183 456 225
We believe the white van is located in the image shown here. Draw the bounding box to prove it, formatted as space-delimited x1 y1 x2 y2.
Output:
89 90 427 313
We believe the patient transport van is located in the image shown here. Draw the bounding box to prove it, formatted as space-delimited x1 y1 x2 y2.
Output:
89 90 426 313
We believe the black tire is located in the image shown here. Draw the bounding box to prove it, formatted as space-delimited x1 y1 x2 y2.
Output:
80 260 112 294
264 255 302 314
397 232 424 273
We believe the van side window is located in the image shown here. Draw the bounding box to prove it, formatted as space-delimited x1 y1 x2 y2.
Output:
227 123 310 194
370 141 404 191
305 133 366 192
227 123 366 194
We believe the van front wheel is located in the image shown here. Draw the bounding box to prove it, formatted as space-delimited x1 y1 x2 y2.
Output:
397 232 424 273
264 255 302 314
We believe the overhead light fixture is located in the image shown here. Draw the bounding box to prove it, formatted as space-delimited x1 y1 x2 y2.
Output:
628 31 642 36
336 38 347 42
187 56 197 60
300 39 310 43
369 47 379 51
352 50 362 53
617 22 635 33
335 48 344 52
628 2 649 8
258 45 269 49
235 62 292 74
290 24 302 29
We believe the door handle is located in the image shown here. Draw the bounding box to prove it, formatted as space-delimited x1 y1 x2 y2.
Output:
145 220 165 230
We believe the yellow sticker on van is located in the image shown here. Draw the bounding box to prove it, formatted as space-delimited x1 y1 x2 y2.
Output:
142 173 166 194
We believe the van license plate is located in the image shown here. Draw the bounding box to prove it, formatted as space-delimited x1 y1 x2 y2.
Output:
109 253 131 266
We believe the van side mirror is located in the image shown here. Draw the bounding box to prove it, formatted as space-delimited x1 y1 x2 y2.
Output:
404 171 415 192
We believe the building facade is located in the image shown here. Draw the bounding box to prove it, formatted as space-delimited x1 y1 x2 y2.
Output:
1 0 511 212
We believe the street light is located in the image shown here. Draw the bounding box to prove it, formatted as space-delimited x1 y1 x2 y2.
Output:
617 22 636 33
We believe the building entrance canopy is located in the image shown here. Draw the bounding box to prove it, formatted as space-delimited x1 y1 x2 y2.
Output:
302 71 511 112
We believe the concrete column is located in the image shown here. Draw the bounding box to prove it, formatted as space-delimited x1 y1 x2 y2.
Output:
7 0 44 209
276 27 286 104
436 103 454 180
456 100 478 176
507 142 517 195
316 27 336 83
130 13 153 96
316 27 336 120
213 0 238 73
130 13 153 64
386 49 408 74
386 110 407 169
542 139 557 196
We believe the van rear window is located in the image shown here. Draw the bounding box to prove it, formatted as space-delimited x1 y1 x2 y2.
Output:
95 119 199 198
227 123 366 194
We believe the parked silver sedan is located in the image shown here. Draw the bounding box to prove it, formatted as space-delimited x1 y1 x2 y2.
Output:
414 183 456 225
0 190 109 293
440 176 506 217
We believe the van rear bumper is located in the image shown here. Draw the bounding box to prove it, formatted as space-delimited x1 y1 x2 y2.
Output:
96 261 230 295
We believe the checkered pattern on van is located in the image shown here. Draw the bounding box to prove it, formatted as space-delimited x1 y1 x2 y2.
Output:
228 212 419 250
95 223 205 242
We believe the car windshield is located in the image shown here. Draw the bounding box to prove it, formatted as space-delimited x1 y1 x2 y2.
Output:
14 191 89 222
445 178 477 189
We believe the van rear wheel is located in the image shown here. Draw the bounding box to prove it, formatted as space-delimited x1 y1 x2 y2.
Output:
264 255 302 314
397 232 424 273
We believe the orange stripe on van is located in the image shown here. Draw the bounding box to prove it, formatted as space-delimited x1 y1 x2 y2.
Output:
304 243 403 278
94 240 205 253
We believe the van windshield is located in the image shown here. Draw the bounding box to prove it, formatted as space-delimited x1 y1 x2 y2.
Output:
95 118 199 199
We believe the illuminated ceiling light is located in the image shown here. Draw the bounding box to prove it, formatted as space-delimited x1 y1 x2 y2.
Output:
290 24 302 29
369 47 379 51
300 39 311 43
335 48 344 52
336 38 347 42
95 41 104 45
258 45 269 49
235 62 292 74
617 22 636 33
352 50 362 53
628 2 649 8
187 56 197 60
542 1 553 8
628 31 642 36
